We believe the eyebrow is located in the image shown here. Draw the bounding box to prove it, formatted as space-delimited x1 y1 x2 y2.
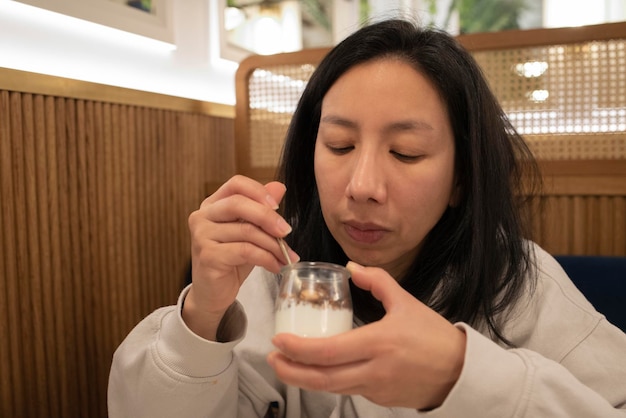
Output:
320 115 357 128
320 115 434 133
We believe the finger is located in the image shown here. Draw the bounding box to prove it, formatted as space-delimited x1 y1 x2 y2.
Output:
346 261 410 314
195 240 286 274
267 350 370 395
203 194 293 238
272 323 382 366
264 181 287 207
197 221 299 266
203 175 281 209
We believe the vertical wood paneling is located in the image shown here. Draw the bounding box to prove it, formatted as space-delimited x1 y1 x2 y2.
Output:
0 88 235 418
45 95 70 417
24 93 49 414
67 97 91 417
615 198 626 254
11 91 32 416
1 90 17 417
529 194 626 256
34 94 59 416
598 196 612 254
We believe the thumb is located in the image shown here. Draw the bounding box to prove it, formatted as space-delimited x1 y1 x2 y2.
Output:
346 261 407 314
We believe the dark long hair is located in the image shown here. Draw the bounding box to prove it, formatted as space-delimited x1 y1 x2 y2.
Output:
277 19 541 345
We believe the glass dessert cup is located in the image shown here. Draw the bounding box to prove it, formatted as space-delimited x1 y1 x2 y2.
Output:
275 262 353 337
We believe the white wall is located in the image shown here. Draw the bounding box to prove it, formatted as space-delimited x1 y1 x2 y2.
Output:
2 0 623 106
544 0 625 28
0 0 410 105
0 0 368 105
0 0 238 104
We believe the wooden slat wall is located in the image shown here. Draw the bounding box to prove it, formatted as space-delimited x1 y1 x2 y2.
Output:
0 71 236 417
535 195 626 254
529 160 626 256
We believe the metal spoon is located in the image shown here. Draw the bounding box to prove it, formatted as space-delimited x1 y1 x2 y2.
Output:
277 237 293 265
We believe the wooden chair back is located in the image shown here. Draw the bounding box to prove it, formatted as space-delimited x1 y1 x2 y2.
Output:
234 22 626 256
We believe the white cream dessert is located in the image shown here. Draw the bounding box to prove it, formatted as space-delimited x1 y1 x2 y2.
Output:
275 280 353 337
275 302 353 337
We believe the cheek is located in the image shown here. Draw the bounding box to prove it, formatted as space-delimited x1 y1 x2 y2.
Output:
313 148 325 195
422 152 457 208
315 170 340 215
399 167 456 229
314 146 344 200
314 148 334 212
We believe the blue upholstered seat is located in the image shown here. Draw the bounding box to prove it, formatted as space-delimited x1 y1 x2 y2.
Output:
555 255 626 333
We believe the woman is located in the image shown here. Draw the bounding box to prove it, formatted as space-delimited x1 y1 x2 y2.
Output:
108 19 626 417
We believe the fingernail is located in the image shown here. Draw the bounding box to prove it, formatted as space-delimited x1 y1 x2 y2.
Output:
266 194 279 210
277 217 292 235
289 249 300 263
271 336 284 351
346 261 364 272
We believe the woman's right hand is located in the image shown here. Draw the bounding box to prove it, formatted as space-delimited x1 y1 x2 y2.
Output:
183 175 298 340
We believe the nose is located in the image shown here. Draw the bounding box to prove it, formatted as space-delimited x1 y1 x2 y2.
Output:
345 148 387 203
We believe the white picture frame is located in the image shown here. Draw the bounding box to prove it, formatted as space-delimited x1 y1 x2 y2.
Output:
14 0 174 44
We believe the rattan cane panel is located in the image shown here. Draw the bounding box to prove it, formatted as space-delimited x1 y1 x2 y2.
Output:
248 64 315 168
245 39 626 164
472 39 626 159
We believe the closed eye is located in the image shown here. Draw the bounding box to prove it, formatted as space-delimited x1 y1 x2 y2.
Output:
327 144 354 155
390 150 422 162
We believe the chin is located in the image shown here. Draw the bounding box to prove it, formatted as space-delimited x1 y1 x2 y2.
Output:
344 248 388 268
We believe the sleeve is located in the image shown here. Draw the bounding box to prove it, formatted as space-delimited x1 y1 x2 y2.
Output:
423 323 626 418
107 286 247 418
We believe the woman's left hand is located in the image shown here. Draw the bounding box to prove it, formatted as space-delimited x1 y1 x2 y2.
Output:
267 261 467 411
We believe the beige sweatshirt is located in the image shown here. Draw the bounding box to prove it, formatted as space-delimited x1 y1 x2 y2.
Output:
108 244 626 417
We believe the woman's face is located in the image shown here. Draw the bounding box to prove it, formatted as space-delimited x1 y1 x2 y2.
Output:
314 58 458 279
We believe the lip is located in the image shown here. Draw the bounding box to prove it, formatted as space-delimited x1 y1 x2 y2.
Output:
343 221 388 244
